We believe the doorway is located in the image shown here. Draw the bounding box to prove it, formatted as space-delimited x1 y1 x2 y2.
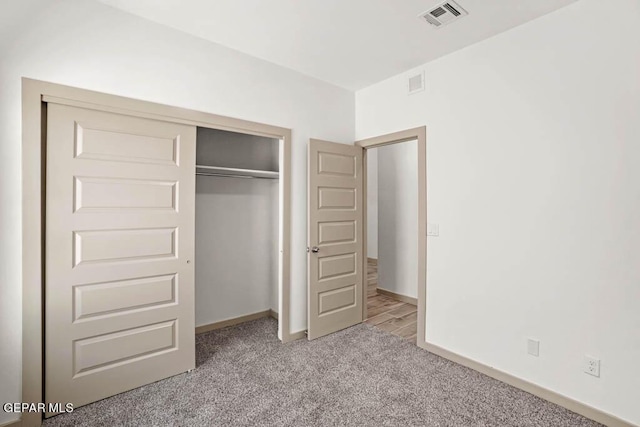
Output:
194 128 282 333
358 127 427 348
364 140 420 344
305 127 426 346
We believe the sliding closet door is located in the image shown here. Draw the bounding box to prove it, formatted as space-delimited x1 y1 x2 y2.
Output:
307 139 363 340
45 103 196 415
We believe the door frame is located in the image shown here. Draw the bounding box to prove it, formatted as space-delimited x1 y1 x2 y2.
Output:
356 126 427 349
21 78 293 427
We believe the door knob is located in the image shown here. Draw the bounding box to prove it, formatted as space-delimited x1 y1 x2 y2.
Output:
311 246 320 253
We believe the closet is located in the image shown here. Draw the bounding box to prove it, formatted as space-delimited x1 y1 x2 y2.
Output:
194 128 280 329
38 90 289 416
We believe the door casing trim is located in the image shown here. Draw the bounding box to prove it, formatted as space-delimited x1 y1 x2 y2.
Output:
356 126 427 348
21 78 293 427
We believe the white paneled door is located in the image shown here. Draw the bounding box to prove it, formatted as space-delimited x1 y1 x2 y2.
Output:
45 104 196 415
307 139 363 340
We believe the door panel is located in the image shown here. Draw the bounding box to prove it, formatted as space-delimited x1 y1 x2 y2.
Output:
75 119 179 165
307 139 363 340
45 104 196 415
74 176 177 211
73 227 177 265
73 274 176 321
72 320 177 375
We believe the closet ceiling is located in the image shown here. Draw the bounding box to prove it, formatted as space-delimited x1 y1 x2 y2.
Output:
97 0 577 91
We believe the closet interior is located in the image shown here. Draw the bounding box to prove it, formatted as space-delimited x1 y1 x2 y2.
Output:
195 127 280 331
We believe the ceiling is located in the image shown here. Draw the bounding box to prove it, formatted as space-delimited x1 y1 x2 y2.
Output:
98 0 578 91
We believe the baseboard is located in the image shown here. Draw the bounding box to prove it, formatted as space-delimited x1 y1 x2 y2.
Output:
195 310 271 334
288 330 307 341
269 309 278 320
423 342 636 427
0 417 22 427
377 287 417 305
367 257 378 264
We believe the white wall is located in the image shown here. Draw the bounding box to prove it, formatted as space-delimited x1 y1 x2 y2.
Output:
0 0 353 423
356 0 640 423
366 149 378 259
195 177 278 326
376 141 418 299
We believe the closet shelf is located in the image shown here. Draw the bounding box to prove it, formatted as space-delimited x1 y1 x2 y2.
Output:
195 165 279 180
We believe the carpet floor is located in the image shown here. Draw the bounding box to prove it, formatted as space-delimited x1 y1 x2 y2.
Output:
44 318 600 426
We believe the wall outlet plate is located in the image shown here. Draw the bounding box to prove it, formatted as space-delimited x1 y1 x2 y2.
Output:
584 355 600 377
527 338 540 357
427 223 439 236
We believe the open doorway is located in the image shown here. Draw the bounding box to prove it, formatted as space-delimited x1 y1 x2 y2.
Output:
194 128 282 334
364 140 419 343
305 129 425 344
356 127 427 348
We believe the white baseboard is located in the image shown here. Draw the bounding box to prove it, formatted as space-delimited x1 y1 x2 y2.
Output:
288 330 307 341
195 310 271 334
422 342 636 427
376 287 418 305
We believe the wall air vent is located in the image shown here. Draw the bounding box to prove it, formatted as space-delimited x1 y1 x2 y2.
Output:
408 71 425 95
419 1 468 28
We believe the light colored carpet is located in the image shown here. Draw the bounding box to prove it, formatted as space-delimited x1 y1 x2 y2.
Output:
44 318 600 426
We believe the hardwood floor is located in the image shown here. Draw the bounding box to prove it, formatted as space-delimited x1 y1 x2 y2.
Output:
365 259 417 344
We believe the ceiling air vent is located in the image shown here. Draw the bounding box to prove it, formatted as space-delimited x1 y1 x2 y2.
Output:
419 1 468 28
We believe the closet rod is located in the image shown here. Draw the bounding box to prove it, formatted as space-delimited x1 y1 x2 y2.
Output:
195 172 279 180
195 165 279 180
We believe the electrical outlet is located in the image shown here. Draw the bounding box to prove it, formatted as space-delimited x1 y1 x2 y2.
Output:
584 356 600 377
527 338 540 357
